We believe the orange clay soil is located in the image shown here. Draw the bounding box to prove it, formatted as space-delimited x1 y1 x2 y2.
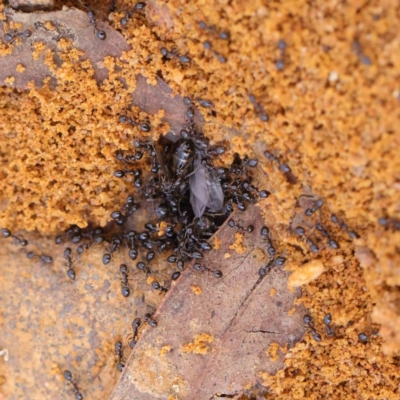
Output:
0 0 399 398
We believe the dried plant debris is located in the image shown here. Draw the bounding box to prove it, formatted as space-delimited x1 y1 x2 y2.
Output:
110 205 306 400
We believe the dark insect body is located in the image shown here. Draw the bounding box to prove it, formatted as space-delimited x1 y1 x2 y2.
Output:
1 228 29 247
64 247 75 280
330 213 359 239
193 263 223 278
2 29 32 45
119 264 130 297
152 280 168 292
198 21 230 63
378 216 400 231
171 271 181 280
249 94 269 122
127 318 141 348
160 47 191 64
358 332 368 343
144 313 157 328
64 370 83 400
83 7 106 40
119 2 147 26
228 219 254 233
115 341 125 371
324 313 335 337
56 97 269 324
258 258 277 280
303 314 321 342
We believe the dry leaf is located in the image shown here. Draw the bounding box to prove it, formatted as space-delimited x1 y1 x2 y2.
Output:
110 205 307 400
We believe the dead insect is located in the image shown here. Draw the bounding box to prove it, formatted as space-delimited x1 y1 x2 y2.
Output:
189 155 224 217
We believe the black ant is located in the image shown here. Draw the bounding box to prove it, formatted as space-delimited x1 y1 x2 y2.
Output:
109 195 139 226
305 238 319 253
63 247 75 280
249 94 269 122
103 234 123 264
304 199 323 217
136 261 151 276
198 21 229 63
198 20 230 39
358 332 369 343
78 1 107 40
260 225 277 256
352 41 372 66
276 39 286 71
3 29 32 45
378 216 400 231
121 195 139 222
26 251 53 264
323 313 335 337
303 314 321 342
127 318 141 349
160 47 191 64
119 115 151 133
181 96 216 111
74 227 104 254
55 225 83 245
294 224 331 253
119 264 130 297
228 219 254 233
193 263 223 278
1 228 28 247
119 2 146 27
171 271 181 280
151 280 168 293
115 148 140 164
109 0 116 12
315 223 340 249
123 230 138 260
144 313 157 328
115 341 125 371
64 370 83 400
330 214 360 239
257 258 277 279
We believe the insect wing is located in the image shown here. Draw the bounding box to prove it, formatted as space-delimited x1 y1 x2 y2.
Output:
205 168 224 212
189 156 208 217
190 156 224 217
